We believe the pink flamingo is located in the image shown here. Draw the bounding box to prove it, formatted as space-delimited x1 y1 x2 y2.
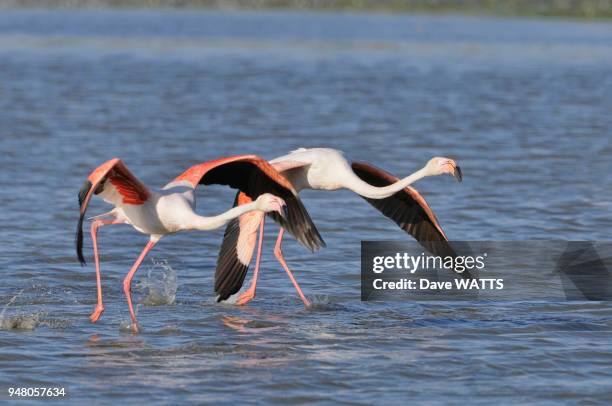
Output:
213 148 462 307
76 155 324 332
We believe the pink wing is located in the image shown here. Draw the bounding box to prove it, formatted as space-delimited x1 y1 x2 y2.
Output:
214 192 265 301
174 155 323 253
214 159 315 302
174 155 323 302
76 158 151 265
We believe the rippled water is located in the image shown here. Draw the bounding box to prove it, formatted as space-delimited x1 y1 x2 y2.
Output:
0 10 611 404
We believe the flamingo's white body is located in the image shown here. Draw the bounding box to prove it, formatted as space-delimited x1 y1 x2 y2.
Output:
77 155 324 332
269 148 453 196
214 148 463 306
95 181 265 238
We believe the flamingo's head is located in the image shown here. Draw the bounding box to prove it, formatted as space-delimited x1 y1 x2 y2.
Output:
256 193 288 218
425 157 462 182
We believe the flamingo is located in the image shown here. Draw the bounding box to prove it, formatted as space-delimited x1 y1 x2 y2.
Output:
76 155 324 332
213 148 464 307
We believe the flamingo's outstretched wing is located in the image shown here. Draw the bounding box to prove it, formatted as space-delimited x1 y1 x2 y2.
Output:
214 192 265 301
212 159 314 302
76 158 151 265
176 156 324 299
175 155 323 252
351 161 470 278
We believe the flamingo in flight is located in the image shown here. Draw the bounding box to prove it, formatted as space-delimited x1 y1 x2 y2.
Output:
214 148 464 307
76 155 324 332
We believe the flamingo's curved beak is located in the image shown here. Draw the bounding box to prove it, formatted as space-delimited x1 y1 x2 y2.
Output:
453 166 462 182
281 204 288 219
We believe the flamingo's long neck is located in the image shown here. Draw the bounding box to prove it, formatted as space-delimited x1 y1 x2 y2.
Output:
191 200 259 231
343 167 429 199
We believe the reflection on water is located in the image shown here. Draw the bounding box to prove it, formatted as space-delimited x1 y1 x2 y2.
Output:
0 9 611 404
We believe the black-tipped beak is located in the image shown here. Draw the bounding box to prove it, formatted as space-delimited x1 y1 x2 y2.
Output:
454 166 462 182
281 205 288 219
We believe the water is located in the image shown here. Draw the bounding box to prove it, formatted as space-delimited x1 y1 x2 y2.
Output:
0 9 611 404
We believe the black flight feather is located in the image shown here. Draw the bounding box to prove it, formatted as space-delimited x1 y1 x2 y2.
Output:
76 180 92 265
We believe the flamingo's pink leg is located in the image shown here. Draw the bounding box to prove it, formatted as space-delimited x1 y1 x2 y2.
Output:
274 228 311 308
236 220 265 306
89 218 120 323
123 240 157 333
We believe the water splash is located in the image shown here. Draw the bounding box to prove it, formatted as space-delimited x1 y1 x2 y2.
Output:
0 289 24 320
137 259 178 306
1 313 41 330
0 289 40 330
